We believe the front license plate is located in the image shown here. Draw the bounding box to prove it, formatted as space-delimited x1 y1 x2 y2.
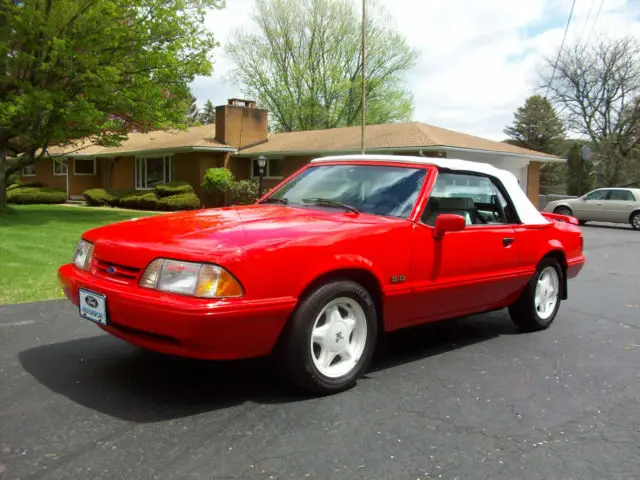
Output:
78 288 108 326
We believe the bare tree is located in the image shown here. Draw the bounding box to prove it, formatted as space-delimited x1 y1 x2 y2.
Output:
540 36 640 186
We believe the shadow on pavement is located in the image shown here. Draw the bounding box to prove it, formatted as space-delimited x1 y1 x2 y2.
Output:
581 223 634 231
371 309 519 371
18 310 519 422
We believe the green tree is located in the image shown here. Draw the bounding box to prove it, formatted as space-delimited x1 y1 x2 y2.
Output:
504 95 566 193
0 0 224 207
199 100 216 124
226 0 418 132
186 94 201 126
565 142 594 196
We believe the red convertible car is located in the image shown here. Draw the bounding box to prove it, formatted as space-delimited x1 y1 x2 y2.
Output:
58 154 585 394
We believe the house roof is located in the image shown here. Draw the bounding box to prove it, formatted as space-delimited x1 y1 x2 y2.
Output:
46 120 561 161
237 122 561 160
47 124 232 157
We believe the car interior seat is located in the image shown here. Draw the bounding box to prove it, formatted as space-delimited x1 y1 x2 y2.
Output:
422 196 476 226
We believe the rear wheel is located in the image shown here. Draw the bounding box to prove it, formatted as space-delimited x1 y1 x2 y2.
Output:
554 206 572 217
277 280 378 394
509 258 563 332
630 211 640 230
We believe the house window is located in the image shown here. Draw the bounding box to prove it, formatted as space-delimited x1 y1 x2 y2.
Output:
22 164 36 176
135 156 173 189
74 158 96 176
53 159 68 176
251 157 284 179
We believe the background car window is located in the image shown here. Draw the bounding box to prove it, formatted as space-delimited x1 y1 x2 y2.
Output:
583 189 609 200
609 190 635 201
421 172 516 226
266 164 427 218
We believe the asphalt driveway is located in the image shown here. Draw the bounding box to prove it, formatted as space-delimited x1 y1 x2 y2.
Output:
1 223 640 480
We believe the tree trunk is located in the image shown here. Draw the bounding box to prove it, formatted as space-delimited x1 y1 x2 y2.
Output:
0 166 7 210
0 147 7 209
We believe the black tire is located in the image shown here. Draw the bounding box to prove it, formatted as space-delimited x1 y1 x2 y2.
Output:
554 206 573 217
630 211 640 230
578 220 587 226
509 257 563 332
277 280 378 395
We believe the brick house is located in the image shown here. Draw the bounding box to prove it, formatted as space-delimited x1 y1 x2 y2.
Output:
20 98 562 207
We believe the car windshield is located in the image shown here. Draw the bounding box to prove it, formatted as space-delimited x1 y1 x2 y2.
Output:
263 164 427 218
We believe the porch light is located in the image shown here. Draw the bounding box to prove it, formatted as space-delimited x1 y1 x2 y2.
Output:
257 156 267 197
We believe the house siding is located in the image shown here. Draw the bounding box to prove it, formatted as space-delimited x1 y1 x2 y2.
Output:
110 156 135 191
527 162 540 208
68 158 103 197
20 158 66 190
173 152 204 195
15 147 544 208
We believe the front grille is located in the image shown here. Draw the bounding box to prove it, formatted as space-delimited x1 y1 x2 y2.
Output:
92 258 142 283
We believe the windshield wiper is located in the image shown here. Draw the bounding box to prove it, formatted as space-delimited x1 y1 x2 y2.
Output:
302 197 359 214
261 197 289 205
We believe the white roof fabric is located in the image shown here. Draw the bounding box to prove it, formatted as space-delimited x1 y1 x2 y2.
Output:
311 154 550 225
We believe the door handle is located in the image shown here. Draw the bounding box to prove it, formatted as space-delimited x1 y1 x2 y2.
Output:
502 237 514 247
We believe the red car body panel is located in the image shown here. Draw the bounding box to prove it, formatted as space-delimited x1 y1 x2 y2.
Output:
58 160 586 360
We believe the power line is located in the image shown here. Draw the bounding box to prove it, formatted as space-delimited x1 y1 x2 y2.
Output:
545 0 578 98
587 0 606 39
578 0 597 39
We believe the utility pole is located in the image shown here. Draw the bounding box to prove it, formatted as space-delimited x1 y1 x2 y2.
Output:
360 0 366 154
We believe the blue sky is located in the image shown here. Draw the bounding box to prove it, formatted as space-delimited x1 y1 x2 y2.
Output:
192 0 640 140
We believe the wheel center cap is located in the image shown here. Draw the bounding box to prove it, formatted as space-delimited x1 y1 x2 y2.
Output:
327 321 348 353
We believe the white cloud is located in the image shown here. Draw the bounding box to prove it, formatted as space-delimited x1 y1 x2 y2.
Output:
192 0 640 141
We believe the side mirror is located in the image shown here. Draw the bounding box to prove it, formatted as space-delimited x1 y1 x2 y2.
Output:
433 213 466 240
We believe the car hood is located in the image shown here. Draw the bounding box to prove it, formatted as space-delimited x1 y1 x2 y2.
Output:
83 204 391 268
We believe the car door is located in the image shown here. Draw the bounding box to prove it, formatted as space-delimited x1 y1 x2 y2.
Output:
601 189 637 223
572 189 611 221
405 171 527 326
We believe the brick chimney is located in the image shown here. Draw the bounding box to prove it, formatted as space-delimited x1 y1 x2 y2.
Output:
215 98 268 149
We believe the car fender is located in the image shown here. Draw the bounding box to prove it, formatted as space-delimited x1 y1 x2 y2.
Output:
294 253 386 300
547 201 574 213
535 238 570 299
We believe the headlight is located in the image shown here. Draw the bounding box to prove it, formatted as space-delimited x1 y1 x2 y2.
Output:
73 239 94 271
139 259 244 298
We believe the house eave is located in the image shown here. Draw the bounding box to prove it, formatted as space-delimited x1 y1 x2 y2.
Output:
235 145 564 162
57 145 236 158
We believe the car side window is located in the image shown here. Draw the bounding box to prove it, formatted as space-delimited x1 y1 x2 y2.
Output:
609 190 635 201
421 172 519 226
583 189 609 201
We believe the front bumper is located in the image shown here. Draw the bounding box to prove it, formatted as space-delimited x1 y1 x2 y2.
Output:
58 263 297 360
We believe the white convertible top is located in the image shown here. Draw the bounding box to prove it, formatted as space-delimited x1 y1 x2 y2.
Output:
310 154 550 225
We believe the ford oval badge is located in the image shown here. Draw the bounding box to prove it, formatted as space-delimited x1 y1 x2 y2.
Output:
107 266 116 275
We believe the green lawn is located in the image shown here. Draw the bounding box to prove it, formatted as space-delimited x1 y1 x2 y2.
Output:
0 205 159 305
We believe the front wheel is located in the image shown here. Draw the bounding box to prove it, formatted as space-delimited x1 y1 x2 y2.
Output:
554 206 573 217
630 211 640 230
277 280 378 394
509 258 563 332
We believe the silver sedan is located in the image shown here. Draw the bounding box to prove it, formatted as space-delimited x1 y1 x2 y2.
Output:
544 188 640 230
